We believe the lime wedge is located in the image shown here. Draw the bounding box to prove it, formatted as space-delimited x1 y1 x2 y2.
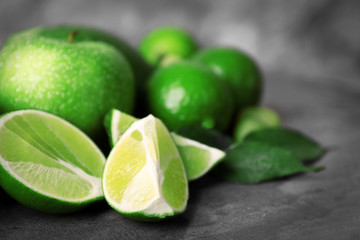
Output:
103 115 188 221
171 134 225 180
104 108 137 146
0 110 105 213
104 109 225 180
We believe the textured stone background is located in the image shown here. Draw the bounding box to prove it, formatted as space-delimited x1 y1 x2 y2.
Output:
1 0 359 83
0 0 360 239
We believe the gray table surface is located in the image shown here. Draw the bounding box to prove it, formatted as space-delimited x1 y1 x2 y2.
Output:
1 0 360 239
1 71 359 240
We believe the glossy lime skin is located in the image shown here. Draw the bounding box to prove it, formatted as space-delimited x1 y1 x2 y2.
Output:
139 27 197 67
192 47 262 111
234 107 281 142
148 61 234 132
0 35 134 138
4 25 153 117
4 25 152 92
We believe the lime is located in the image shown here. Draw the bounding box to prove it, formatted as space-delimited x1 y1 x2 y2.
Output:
102 115 188 221
0 28 135 138
4 25 153 118
234 106 281 142
192 47 262 111
139 26 197 67
171 134 225 180
104 109 225 181
104 108 137 146
147 61 234 132
0 110 105 213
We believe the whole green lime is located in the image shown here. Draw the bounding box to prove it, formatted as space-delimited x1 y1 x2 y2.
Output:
148 61 234 131
192 47 262 111
234 106 281 142
0 28 135 138
4 25 152 95
139 27 197 67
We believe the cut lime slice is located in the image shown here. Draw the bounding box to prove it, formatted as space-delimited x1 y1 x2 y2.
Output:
0 110 105 213
103 115 188 221
104 109 137 147
171 134 225 180
104 109 225 180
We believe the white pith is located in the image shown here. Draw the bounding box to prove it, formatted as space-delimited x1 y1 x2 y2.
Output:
0 110 105 202
110 110 121 145
104 115 187 215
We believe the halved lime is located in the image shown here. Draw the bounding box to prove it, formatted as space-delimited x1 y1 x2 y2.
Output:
0 110 105 213
104 109 225 180
103 115 188 221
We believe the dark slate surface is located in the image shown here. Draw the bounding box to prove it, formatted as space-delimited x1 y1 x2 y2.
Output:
1 0 360 239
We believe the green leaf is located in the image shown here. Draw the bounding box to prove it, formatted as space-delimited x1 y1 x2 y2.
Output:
213 141 323 183
176 125 234 151
244 128 326 162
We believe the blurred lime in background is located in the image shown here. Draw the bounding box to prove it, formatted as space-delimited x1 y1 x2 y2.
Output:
139 26 197 67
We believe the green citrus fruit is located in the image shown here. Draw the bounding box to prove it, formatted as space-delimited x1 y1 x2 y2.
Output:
171 134 225 180
104 109 138 146
104 108 225 180
147 61 234 132
234 106 281 142
103 115 188 221
0 110 105 213
139 26 197 67
192 47 262 111
3 25 152 102
0 26 135 138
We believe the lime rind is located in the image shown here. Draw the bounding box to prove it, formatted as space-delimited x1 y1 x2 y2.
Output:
0 110 105 213
103 115 188 221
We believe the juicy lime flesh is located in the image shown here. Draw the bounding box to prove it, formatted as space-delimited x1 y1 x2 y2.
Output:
104 115 187 214
172 133 225 180
104 130 147 205
176 145 210 179
0 111 104 200
156 120 187 209
113 111 137 144
120 167 157 210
